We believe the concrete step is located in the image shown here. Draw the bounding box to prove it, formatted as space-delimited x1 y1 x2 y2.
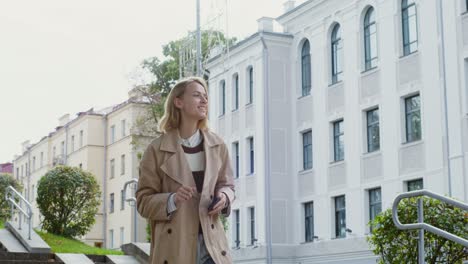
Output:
56 253 94 264
5 222 50 253
0 252 63 263
121 242 149 264
107 255 141 264
0 230 27 253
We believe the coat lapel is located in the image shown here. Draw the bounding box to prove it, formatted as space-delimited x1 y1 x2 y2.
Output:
200 129 223 197
159 130 196 187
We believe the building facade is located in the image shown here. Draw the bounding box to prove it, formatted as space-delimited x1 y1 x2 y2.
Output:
12 89 152 249
206 0 468 263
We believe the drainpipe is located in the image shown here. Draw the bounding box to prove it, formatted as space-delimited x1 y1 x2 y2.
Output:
103 115 108 247
436 0 452 196
260 33 272 264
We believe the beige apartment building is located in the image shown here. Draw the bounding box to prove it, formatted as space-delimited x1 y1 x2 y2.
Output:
13 89 152 249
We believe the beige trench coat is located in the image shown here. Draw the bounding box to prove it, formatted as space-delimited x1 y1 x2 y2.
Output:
136 129 235 264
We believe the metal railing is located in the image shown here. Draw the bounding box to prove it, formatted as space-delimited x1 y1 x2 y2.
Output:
392 189 468 264
5 185 33 240
123 178 138 242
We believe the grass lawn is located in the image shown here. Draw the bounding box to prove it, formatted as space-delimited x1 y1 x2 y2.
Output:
0 220 4 229
36 230 123 255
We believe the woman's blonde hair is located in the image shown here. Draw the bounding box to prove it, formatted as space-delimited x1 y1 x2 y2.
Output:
159 76 210 133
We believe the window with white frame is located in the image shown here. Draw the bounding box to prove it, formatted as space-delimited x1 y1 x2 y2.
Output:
302 130 312 170
233 74 239 110
249 207 256 245
368 188 381 232
364 7 377 70
109 229 114 248
219 80 226 116
121 189 125 210
79 130 83 147
247 67 253 104
407 178 423 191
32 157 36 171
331 24 343 84
333 120 344 161
232 142 239 178
110 125 116 143
110 159 115 179
366 108 380 152
120 227 124 246
405 94 421 142
247 137 254 174
71 135 75 152
121 154 125 175
110 193 114 213
335 195 346 238
121 120 126 137
402 0 418 55
233 209 240 248
301 40 311 96
304 201 314 242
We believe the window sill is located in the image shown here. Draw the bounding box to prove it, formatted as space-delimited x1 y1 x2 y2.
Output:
245 103 254 109
232 109 239 113
218 114 225 119
401 139 423 147
297 93 312 100
328 81 343 88
399 50 419 60
298 168 314 175
360 66 379 76
362 150 381 158
329 160 345 166
299 240 315 245
245 173 256 177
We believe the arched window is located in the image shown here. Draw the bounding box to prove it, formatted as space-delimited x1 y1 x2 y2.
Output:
402 0 418 55
301 40 311 96
364 7 377 70
331 24 343 84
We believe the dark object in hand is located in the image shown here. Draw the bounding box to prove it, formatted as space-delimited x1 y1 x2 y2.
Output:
208 196 221 212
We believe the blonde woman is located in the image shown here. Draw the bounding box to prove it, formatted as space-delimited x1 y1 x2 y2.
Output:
136 77 235 264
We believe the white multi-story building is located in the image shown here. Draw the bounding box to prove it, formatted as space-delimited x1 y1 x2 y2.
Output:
206 0 468 263
13 89 151 249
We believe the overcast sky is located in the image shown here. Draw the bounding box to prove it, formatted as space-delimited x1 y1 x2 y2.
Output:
0 0 299 162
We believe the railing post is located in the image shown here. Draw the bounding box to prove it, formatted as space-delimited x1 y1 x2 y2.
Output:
19 199 22 231
417 198 424 264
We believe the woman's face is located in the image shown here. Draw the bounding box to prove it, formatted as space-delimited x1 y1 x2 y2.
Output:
174 81 208 121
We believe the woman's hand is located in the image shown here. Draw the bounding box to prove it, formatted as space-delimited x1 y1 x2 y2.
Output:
208 192 227 216
174 186 196 207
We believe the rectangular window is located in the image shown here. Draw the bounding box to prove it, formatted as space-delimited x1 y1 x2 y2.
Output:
369 188 382 232
109 229 114 249
233 75 239 110
335 195 346 238
110 159 115 179
233 209 240 248
249 207 255 245
120 227 124 246
71 136 75 152
121 189 125 210
233 142 239 178
61 141 65 156
121 120 126 137
110 125 115 143
32 157 36 171
121 154 125 175
21 165 23 177
402 0 418 55
405 95 421 142
248 67 253 104
79 163 82 169
304 201 314 242
53 146 56 158
220 81 226 116
333 120 344 161
302 130 312 170
367 108 380 152
40 152 43 167
110 193 114 213
79 130 83 147
407 179 423 191
248 137 254 174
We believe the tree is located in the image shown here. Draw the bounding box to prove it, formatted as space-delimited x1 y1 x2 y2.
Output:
131 30 237 140
368 197 468 263
0 173 22 221
36 166 101 238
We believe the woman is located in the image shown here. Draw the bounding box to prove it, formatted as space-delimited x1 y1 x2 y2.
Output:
136 76 235 264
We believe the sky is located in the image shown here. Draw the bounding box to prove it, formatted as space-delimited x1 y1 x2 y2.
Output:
0 0 296 162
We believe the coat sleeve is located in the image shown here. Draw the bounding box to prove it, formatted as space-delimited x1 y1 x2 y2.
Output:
215 143 235 217
136 143 172 221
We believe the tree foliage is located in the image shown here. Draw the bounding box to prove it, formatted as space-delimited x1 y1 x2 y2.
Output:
368 197 468 263
0 173 22 221
131 30 237 140
36 166 101 238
